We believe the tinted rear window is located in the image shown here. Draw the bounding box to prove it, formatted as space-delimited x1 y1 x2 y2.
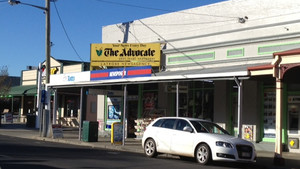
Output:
152 119 164 127
161 119 176 129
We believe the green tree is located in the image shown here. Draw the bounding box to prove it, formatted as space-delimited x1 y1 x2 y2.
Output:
0 66 10 96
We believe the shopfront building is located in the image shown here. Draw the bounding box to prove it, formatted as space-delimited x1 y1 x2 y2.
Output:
100 0 300 152
44 0 300 156
248 49 300 153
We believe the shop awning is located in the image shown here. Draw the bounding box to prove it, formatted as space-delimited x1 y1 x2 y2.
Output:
48 63 271 88
8 85 37 96
155 64 253 80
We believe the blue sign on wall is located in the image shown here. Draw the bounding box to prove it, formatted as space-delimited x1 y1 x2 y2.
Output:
90 66 152 81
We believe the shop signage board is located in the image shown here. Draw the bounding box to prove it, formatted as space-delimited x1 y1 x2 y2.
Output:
242 124 256 141
111 122 123 145
52 124 63 139
288 96 300 103
88 89 124 96
5 113 13 123
106 97 122 130
90 43 161 69
50 71 90 85
90 66 152 81
288 138 299 149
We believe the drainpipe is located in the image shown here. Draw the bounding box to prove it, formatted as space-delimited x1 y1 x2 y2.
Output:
234 77 243 138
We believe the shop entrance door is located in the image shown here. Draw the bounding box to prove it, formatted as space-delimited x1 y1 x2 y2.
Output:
288 96 300 134
127 99 138 138
288 106 299 133
287 96 300 152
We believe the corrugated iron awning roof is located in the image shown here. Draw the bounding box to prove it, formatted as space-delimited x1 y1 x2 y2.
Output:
8 85 37 96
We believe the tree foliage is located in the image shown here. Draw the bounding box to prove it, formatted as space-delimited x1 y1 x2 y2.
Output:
0 66 10 96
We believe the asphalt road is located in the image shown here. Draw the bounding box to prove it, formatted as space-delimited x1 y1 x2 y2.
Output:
0 135 264 169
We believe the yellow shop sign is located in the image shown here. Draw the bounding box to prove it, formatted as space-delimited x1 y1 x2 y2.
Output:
90 43 161 67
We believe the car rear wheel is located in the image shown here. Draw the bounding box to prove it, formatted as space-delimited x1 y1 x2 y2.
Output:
144 138 158 158
195 143 211 165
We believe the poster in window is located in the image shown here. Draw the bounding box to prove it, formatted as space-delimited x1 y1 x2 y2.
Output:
142 92 157 117
108 105 121 120
263 91 276 138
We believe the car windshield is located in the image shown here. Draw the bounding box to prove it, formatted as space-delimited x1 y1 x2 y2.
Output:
190 120 229 135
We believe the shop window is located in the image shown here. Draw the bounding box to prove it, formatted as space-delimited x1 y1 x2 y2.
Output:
110 85 122 90
127 84 139 95
288 83 300 91
288 98 300 132
142 92 158 117
263 91 276 138
179 93 188 117
143 83 158 90
23 96 34 115
65 98 79 117
194 81 214 89
187 81 214 120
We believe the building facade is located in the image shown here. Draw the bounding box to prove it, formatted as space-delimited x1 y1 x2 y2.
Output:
46 0 300 154
101 0 300 151
6 57 89 123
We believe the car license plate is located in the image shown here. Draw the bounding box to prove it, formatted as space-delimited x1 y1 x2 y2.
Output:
242 152 251 157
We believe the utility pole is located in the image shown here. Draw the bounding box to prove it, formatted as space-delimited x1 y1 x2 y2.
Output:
9 0 52 137
45 0 51 84
44 0 51 138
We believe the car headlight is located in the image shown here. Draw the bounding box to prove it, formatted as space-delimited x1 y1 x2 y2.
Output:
216 141 233 148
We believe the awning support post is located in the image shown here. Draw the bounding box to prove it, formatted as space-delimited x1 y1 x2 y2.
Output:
36 63 43 130
53 89 57 124
122 84 127 146
79 87 84 141
45 86 51 137
272 54 285 166
176 82 179 117
234 77 243 138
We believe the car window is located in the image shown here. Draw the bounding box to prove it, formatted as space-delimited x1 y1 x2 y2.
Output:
190 120 229 134
190 121 208 133
175 119 192 131
160 119 176 129
152 119 164 127
200 121 228 134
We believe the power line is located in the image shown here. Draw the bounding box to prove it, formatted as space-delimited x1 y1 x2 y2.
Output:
94 0 237 19
133 19 236 27
130 23 141 43
138 19 204 69
115 23 141 43
53 1 84 62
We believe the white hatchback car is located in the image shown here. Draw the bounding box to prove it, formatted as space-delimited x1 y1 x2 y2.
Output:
142 117 256 165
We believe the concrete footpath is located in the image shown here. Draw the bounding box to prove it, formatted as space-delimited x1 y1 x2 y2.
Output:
0 123 299 169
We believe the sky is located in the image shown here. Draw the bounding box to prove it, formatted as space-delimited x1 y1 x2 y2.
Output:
0 0 226 77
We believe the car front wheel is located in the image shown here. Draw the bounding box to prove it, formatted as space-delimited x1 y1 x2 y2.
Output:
195 143 211 165
144 138 158 158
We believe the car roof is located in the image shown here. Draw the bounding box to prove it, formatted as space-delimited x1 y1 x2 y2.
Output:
155 117 210 122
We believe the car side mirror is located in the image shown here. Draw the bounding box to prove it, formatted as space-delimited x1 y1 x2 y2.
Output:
183 126 193 133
